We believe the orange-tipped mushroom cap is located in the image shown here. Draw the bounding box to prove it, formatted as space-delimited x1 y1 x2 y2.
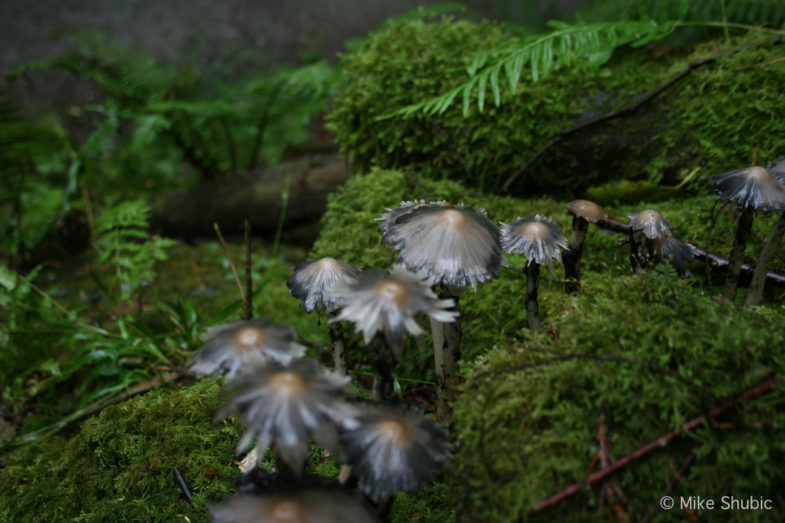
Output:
500 215 567 268
628 209 673 240
566 200 607 223
287 257 360 313
332 266 457 359
713 165 785 212
383 204 501 289
217 358 359 474
210 489 378 523
338 405 450 500
188 317 305 379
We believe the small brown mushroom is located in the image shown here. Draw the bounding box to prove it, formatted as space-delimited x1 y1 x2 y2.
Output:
563 200 607 293
627 209 673 272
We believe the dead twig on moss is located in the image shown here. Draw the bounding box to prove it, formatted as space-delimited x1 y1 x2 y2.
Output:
527 376 778 516
502 37 784 192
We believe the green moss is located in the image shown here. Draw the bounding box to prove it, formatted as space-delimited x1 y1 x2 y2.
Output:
452 271 785 521
1 379 239 522
329 17 785 195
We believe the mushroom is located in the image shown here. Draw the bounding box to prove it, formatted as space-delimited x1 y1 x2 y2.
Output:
216 358 359 476
743 163 785 306
332 266 457 401
210 488 378 523
652 235 695 276
627 209 673 272
500 215 567 329
287 257 360 375
713 164 785 301
188 317 305 379
382 203 500 417
563 200 607 293
338 404 451 501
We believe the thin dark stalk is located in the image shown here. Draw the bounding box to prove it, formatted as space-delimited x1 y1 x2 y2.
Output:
526 263 541 329
372 336 396 401
243 219 252 320
213 222 246 306
433 289 462 420
329 317 347 375
724 207 754 301
564 216 588 293
172 467 193 505
527 377 777 515
745 211 785 306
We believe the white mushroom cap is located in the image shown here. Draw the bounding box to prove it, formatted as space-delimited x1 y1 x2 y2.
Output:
653 236 695 274
713 165 785 212
376 200 440 236
217 358 359 474
382 204 501 289
500 215 567 268
566 200 607 223
628 209 673 240
338 404 451 500
331 266 457 359
287 257 360 313
210 489 378 523
769 159 785 185
188 317 305 379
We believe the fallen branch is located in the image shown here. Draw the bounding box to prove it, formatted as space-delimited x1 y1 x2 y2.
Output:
502 37 784 192
595 216 785 287
527 376 778 516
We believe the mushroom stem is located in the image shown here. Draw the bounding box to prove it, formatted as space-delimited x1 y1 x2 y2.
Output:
328 315 347 375
433 292 461 420
724 207 755 301
564 215 589 293
744 211 785 306
526 262 542 329
372 336 396 401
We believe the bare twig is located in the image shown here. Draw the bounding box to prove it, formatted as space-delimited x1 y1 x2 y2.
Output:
502 37 784 192
243 219 253 320
640 451 696 523
527 377 777 515
213 222 246 306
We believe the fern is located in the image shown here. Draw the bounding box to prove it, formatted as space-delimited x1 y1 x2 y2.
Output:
387 19 681 118
94 199 176 302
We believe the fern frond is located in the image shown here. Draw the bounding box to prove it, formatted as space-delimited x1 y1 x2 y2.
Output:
385 19 679 118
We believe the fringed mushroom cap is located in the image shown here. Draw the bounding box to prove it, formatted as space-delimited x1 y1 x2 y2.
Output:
653 236 695 275
287 257 360 313
712 165 785 212
210 489 378 523
628 209 673 240
376 200 443 235
338 405 451 500
382 204 501 289
217 358 359 474
188 317 305 379
500 215 567 268
332 266 457 359
567 199 607 223
769 159 785 184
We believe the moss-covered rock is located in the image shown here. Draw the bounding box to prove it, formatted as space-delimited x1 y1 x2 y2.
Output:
1 379 240 522
329 16 785 195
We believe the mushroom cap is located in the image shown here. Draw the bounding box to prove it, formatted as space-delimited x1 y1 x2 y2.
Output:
712 165 785 212
217 358 359 474
500 215 567 267
188 317 305 379
210 489 378 523
382 204 501 289
331 266 457 359
287 257 360 313
566 199 607 223
338 404 451 500
653 236 695 275
627 209 673 239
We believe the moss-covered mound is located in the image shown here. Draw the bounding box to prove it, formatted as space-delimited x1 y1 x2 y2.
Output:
1 379 240 522
311 168 785 521
329 16 785 195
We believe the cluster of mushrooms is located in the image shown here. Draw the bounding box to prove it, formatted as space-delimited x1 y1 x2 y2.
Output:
183 158 785 522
